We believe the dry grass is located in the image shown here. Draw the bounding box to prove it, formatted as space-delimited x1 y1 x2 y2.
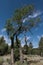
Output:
0 55 43 65
23 55 43 65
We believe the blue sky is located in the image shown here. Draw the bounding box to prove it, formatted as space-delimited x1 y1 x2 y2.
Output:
0 0 43 47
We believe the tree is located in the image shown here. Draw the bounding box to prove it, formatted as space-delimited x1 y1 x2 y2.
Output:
23 44 28 55
13 5 40 64
13 5 34 64
29 42 33 54
32 48 39 55
39 37 43 56
29 42 33 48
23 34 29 54
5 20 15 65
5 4 40 65
0 36 9 55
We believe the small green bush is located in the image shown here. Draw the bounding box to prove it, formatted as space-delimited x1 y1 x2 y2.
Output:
6 58 11 64
17 61 21 65
0 58 4 65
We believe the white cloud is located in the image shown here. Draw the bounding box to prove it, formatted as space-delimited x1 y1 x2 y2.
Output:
37 34 43 40
37 35 41 40
23 11 42 23
23 18 28 23
1 28 6 33
0 35 3 37
28 11 42 18
26 36 31 40
4 36 11 44
41 34 43 37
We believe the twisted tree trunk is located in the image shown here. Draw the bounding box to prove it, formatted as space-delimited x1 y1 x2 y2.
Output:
20 45 23 64
16 35 23 64
10 36 14 65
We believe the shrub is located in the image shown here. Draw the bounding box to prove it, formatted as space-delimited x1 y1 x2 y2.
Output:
0 57 4 65
14 48 20 61
6 58 11 64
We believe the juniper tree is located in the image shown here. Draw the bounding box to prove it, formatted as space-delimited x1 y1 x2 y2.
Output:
5 4 40 65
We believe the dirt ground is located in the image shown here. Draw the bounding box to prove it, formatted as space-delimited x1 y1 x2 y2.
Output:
24 55 43 65
0 55 43 65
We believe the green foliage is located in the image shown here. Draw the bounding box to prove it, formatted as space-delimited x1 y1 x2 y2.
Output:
15 61 28 65
29 42 33 48
14 38 20 61
14 48 20 61
7 46 11 54
39 37 43 56
23 42 33 55
12 5 40 39
6 58 11 64
5 4 41 41
23 44 28 54
13 5 34 21
5 5 40 51
32 48 39 55
0 57 4 65
28 42 33 54
5 5 41 64
12 5 35 34
5 19 14 37
0 36 9 55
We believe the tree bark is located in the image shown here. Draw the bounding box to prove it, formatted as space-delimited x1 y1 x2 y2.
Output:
11 48 14 65
10 36 14 65
20 44 23 64
16 35 23 64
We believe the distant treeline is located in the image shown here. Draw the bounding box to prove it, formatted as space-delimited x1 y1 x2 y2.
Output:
0 36 43 61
